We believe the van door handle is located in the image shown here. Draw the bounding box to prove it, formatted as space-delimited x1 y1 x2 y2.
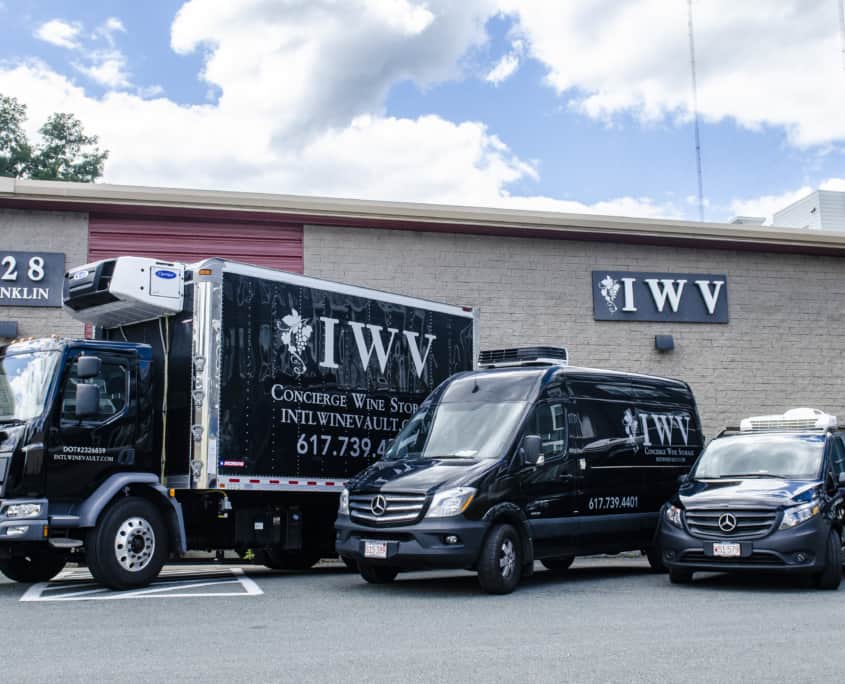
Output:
558 474 574 483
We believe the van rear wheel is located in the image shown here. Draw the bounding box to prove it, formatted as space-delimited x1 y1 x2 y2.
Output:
358 563 399 584
541 556 574 573
257 548 321 571
668 567 693 584
477 523 522 594
0 550 66 583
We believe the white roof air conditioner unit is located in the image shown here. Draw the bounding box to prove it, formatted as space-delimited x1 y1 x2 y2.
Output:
739 407 837 433
64 256 185 328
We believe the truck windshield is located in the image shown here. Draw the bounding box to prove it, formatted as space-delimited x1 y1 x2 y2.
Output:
0 351 60 422
386 400 529 460
693 433 825 480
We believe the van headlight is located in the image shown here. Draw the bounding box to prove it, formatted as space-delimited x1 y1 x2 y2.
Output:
4 503 43 519
425 487 476 518
779 502 820 530
338 488 350 516
664 504 683 528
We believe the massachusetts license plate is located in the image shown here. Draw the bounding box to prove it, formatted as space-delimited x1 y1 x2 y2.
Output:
713 542 741 557
364 541 388 559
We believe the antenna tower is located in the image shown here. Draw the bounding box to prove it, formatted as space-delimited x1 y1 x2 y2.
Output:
687 0 704 222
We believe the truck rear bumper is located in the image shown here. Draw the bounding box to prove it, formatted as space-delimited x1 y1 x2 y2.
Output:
335 515 489 570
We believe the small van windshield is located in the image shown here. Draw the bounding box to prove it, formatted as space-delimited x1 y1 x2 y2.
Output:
386 400 529 460
693 433 825 480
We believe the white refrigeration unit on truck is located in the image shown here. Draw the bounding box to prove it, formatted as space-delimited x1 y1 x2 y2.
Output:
0 256 476 588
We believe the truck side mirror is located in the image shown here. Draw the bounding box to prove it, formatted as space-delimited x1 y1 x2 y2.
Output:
77 356 101 379
75 383 101 418
521 435 542 466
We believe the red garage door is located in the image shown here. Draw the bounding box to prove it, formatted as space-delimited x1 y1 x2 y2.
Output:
88 214 303 273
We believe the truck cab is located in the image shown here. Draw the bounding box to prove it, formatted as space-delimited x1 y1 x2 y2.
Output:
660 408 845 589
0 336 178 585
336 347 704 593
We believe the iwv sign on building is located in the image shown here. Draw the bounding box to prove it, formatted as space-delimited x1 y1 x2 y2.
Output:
0 252 65 307
592 271 728 323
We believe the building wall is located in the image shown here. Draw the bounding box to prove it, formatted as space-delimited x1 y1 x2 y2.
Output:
304 225 845 437
0 208 88 338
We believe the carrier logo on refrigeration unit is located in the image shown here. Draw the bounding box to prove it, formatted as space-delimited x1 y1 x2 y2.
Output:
276 307 437 379
625 409 696 460
154 269 177 279
593 271 728 323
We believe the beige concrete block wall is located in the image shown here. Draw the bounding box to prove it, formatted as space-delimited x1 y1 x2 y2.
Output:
0 209 88 338
304 225 845 437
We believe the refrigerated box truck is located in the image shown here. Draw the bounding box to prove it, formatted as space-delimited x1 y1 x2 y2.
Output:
0 256 476 588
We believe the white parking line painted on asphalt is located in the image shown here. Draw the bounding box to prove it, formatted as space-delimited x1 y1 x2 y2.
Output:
19 567 263 602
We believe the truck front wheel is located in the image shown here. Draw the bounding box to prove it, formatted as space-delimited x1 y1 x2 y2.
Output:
0 551 66 583
86 497 168 590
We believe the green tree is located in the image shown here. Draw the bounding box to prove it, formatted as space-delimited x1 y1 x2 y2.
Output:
0 94 108 182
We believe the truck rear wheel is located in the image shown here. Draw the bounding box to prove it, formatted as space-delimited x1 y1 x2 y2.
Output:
257 548 321 571
86 497 168 590
477 523 522 594
0 551 66 583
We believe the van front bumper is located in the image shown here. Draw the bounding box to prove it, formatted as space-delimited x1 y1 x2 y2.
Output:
335 515 489 570
659 515 830 574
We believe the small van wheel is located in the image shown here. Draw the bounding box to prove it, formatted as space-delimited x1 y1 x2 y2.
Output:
358 563 399 584
0 551 66 583
669 567 693 584
341 555 357 571
645 546 667 573
541 556 574 573
813 530 842 590
257 548 321 571
86 497 168 590
477 523 522 594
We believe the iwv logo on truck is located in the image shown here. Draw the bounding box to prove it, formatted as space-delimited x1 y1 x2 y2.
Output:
277 306 437 379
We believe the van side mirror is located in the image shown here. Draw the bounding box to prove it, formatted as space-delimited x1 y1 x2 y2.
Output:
77 356 101 379
521 435 542 466
677 474 689 485
75 383 100 418
838 472 845 486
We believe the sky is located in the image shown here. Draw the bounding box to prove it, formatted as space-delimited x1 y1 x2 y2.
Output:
0 0 843 224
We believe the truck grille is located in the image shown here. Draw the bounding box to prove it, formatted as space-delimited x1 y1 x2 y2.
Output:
684 507 778 539
349 492 427 526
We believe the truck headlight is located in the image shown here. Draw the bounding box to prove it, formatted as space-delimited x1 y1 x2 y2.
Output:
664 504 683 528
338 488 350 516
425 487 476 519
779 502 820 530
4 503 43 519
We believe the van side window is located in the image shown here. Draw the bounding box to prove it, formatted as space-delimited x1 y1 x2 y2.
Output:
831 436 845 479
528 402 567 459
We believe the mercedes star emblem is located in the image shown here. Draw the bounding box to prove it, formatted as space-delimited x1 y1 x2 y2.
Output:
371 494 387 516
718 512 737 532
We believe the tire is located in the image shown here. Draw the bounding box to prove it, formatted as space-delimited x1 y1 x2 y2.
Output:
541 555 575 573
668 567 693 584
358 562 399 584
813 530 842 590
645 545 667 573
341 555 357 571
86 496 168 590
0 550 66 583
477 523 522 594
257 548 321 571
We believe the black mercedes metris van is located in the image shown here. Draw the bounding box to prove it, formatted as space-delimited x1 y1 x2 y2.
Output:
660 408 845 589
335 347 704 594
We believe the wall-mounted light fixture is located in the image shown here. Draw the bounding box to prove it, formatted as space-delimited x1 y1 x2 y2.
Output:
654 334 674 352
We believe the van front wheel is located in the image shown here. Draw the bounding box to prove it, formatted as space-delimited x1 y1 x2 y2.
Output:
477 523 522 594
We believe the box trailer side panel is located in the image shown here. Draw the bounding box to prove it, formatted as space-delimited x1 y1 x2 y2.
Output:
216 268 476 487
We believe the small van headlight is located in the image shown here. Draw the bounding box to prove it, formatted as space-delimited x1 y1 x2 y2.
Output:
664 505 683 528
338 488 350 516
779 502 820 530
425 487 476 518
4 503 43 519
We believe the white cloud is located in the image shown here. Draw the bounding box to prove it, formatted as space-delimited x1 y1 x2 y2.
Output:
501 0 845 146
73 52 131 89
34 19 82 50
485 52 519 84
93 17 127 47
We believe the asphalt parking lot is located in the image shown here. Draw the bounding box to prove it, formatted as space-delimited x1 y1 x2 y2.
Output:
0 556 839 683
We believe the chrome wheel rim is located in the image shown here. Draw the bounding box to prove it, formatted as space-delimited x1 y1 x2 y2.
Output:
499 538 516 578
114 517 156 572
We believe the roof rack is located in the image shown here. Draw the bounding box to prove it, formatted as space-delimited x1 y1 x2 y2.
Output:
478 346 568 369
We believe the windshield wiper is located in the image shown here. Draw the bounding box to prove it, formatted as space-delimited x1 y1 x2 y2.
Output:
720 473 784 479
426 454 476 460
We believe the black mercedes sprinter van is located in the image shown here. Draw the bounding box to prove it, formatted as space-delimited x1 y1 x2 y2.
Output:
335 347 704 594
660 408 845 589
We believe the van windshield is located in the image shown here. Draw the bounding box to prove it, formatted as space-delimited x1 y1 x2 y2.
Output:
692 433 825 480
386 400 529 461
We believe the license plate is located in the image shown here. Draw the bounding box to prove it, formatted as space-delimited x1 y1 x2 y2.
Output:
713 542 741 558
364 541 388 559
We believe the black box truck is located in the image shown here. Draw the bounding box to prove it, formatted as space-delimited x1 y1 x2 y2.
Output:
0 256 476 588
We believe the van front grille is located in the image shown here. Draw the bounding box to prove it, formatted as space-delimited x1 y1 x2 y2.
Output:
684 507 778 539
349 492 427 526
